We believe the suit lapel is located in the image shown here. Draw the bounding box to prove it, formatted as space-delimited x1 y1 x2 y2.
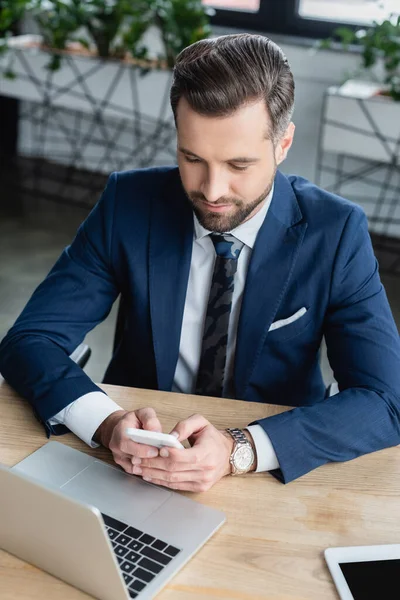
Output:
234 171 308 399
149 169 193 391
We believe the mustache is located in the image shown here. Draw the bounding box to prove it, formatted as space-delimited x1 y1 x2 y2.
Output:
189 193 239 206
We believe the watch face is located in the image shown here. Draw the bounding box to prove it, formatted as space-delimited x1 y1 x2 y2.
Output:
234 445 254 471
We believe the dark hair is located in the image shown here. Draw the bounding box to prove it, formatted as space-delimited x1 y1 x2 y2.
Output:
170 33 295 143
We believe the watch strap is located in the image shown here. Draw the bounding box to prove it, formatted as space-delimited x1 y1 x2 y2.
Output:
226 427 249 446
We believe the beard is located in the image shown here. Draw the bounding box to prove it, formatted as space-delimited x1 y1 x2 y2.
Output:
183 172 276 233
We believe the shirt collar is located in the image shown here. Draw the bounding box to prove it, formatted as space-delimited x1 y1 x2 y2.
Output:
193 184 274 250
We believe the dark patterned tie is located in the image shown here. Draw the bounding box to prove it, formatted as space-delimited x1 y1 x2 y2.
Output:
195 234 245 397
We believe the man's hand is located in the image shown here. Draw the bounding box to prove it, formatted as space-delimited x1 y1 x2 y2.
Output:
94 408 162 475
131 414 246 493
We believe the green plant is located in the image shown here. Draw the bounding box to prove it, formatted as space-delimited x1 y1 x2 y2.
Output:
34 0 84 69
61 0 213 66
0 0 31 33
79 0 133 59
319 14 400 101
0 0 212 74
0 0 36 76
153 0 213 69
121 3 153 63
0 1 84 71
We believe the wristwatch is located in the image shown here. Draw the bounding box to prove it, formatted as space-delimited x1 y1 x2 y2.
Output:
225 428 255 475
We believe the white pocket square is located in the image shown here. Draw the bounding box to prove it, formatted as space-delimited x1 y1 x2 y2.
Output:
268 307 308 332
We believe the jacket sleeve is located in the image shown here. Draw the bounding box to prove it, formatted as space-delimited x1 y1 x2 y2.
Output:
0 173 120 434
253 207 400 483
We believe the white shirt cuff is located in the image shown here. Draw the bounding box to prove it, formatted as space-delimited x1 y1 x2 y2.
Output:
246 425 280 472
48 392 124 448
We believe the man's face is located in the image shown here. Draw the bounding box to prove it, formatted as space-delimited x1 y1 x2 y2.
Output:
176 97 294 233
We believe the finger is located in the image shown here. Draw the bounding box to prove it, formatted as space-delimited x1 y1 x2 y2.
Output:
135 407 162 432
120 440 160 459
139 467 208 485
169 414 210 441
139 455 203 471
150 445 207 466
113 452 135 475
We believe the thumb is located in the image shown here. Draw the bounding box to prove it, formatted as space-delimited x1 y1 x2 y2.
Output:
169 413 209 441
135 407 162 432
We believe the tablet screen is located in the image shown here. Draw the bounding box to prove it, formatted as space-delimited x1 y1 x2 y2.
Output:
339 559 400 599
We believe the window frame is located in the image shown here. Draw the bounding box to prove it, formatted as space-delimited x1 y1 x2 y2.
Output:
209 0 362 39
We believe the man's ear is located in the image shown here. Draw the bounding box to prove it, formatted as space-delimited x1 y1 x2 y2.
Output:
275 122 295 165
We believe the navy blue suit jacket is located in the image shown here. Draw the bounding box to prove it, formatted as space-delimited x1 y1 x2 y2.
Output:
1 167 400 483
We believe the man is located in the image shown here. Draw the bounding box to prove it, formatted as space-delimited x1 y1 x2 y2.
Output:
1 33 400 490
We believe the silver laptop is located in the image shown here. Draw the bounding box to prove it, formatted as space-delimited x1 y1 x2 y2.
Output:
0 441 226 599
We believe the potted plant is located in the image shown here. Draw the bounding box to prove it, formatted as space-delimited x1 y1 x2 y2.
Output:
0 0 213 172
31 0 85 70
0 0 212 109
318 13 400 165
0 0 33 76
152 0 213 68
319 14 400 101
0 0 32 36
0 0 212 68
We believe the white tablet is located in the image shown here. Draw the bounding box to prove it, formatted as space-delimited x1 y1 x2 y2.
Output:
325 544 400 600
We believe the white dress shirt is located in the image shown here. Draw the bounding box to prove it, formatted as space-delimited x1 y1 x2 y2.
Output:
50 187 279 472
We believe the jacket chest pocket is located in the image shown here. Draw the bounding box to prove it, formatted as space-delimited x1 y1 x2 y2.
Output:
267 306 313 342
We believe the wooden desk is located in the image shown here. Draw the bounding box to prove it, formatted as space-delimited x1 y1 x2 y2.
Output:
1 377 400 600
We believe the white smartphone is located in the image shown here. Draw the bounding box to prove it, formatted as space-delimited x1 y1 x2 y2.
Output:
325 543 400 599
125 427 185 449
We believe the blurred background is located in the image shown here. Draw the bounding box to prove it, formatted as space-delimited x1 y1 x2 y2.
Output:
0 0 399 386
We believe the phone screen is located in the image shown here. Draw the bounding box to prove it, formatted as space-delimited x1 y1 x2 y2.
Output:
339 558 400 599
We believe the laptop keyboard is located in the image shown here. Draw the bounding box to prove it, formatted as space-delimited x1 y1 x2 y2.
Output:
102 513 181 598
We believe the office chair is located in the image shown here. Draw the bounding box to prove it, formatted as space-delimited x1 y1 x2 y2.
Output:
69 295 125 370
69 343 91 369
325 381 339 397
